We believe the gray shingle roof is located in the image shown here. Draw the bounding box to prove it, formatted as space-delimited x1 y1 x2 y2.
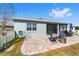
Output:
13 18 68 24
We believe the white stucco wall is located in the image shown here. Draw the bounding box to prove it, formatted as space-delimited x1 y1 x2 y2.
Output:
14 22 26 37
73 27 76 33
77 30 79 35
75 30 79 35
26 23 46 37
14 21 47 37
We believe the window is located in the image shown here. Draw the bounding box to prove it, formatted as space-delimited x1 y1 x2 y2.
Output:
27 22 37 31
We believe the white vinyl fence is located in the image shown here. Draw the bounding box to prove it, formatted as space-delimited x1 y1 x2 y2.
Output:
0 31 15 46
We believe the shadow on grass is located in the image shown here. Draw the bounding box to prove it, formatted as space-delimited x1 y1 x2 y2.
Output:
0 37 25 56
34 43 79 56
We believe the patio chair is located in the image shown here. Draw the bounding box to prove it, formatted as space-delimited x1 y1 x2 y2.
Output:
58 31 67 43
49 33 58 42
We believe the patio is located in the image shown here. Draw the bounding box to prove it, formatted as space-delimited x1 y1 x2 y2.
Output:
21 35 79 55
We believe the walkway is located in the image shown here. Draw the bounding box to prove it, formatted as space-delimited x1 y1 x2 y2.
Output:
21 35 79 55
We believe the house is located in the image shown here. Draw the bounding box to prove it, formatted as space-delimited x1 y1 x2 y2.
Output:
73 26 79 35
0 24 14 31
13 18 68 37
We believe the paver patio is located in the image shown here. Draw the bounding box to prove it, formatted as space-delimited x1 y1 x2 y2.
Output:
21 35 79 55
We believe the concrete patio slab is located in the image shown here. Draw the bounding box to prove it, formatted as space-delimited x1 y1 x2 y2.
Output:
21 35 79 55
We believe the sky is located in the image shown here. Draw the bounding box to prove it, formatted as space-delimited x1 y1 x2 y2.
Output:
13 3 79 26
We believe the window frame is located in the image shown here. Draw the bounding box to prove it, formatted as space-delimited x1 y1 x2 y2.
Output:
27 22 37 31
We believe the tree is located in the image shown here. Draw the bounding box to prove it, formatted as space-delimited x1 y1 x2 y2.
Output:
0 3 15 29
0 3 15 49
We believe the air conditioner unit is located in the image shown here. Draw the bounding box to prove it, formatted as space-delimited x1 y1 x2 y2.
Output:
18 31 25 37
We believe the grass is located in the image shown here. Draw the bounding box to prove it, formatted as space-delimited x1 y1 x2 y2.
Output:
0 37 24 56
34 43 79 56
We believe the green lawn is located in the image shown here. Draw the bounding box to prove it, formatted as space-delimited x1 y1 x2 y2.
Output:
34 43 79 56
0 37 24 56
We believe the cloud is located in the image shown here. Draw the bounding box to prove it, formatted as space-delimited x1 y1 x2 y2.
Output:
49 8 72 18
66 13 72 17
